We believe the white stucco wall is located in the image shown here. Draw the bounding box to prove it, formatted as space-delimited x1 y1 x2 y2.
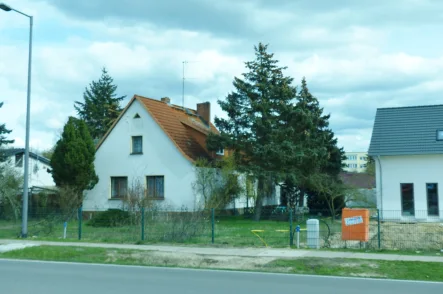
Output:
7 155 54 187
83 99 197 212
377 154 443 221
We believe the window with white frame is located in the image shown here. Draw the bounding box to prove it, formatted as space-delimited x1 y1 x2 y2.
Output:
216 148 224 155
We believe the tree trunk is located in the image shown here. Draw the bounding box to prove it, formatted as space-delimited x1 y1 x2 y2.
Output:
253 176 265 221
298 188 305 208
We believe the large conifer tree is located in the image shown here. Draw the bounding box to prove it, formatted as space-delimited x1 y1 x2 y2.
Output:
208 43 310 220
51 117 98 201
74 67 126 141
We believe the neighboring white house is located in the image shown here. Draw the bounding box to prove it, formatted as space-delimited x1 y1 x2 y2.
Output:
3 148 55 188
83 95 280 212
368 104 443 222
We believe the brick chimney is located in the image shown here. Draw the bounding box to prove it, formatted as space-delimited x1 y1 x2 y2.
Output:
161 97 170 104
197 102 210 124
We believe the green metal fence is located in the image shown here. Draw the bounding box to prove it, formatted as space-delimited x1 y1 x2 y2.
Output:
1 205 442 251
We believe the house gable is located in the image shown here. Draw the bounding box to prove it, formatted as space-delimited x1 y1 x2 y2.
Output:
97 95 221 163
2 148 55 187
4 148 50 166
368 104 443 156
85 99 200 210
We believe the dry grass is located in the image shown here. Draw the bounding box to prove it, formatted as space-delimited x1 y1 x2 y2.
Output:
379 222 443 250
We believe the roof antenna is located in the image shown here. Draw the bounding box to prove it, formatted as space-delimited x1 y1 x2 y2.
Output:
181 60 201 109
182 61 187 109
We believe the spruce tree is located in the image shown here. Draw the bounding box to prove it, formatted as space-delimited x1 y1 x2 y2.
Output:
207 43 303 220
74 67 126 141
0 102 14 164
51 117 98 201
293 78 345 207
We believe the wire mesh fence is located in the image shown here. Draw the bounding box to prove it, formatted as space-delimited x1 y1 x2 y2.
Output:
379 210 443 251
1 204 442 251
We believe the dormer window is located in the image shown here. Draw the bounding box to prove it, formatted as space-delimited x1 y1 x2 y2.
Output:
437 130 443 141
216 148 224 156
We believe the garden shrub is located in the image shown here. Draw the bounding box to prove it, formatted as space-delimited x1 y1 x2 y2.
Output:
87 209 131 227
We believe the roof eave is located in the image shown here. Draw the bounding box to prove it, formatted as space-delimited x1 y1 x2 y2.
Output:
96 95 137 151
135 96 196 164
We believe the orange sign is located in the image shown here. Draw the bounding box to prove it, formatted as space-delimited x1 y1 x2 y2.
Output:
341 208 369 242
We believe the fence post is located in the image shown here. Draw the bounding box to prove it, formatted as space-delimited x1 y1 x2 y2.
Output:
141 207 145 241
211 208 215 244
78 206 82 240
289 208 294 246
377 208 381 249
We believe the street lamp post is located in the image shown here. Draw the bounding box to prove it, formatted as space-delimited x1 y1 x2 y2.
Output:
0 2 33 238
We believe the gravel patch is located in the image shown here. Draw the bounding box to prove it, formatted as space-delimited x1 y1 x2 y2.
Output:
0 243 39 253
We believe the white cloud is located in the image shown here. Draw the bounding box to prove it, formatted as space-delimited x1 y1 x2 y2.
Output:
2 0 443 156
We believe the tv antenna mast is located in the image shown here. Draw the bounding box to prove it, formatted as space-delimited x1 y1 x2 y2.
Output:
182 61 188 108
181 60 201 108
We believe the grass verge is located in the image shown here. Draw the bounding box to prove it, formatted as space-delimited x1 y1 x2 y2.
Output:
0 246 442 282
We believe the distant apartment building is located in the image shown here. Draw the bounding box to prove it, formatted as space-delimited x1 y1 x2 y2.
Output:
343 152 368 173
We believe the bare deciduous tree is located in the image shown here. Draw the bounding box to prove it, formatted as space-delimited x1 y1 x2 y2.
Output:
121 177 154 225
314 173 376 222
192 158 218 209
0 164 23 221
192 156 244 210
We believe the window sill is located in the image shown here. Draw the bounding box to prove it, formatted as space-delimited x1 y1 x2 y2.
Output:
109 198 124 201
130 152 143 155
147 197 165 201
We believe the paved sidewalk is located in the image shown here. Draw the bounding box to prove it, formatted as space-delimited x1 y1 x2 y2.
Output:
1 239 443 262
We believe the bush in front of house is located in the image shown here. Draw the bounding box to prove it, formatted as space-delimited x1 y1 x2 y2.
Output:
86 209 131 227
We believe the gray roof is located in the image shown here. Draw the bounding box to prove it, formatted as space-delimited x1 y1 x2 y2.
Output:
368 104 443 156
3 148 51 165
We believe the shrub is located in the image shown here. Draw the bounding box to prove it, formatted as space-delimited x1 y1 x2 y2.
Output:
159 208 208 242
87 209 130 227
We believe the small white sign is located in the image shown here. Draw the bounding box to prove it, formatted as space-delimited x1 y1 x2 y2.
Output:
344 216 363 226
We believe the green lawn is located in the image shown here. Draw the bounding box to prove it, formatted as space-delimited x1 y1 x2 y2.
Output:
1 246 442 282
0 215 338 248
264 258 443 282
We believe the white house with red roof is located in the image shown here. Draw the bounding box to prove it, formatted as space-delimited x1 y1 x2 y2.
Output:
83 95 280 212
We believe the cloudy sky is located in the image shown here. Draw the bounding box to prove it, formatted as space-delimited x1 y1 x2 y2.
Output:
1 0 443 153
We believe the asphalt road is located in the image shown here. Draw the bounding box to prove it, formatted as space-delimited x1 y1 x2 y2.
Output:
0 259 442 294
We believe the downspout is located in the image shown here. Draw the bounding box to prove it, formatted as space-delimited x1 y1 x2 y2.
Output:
376 155 383 220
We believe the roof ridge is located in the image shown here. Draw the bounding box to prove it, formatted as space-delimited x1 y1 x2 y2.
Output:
135 94 197 112
377 104 443 111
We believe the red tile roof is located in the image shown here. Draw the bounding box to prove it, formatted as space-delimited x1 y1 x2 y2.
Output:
97 95 220 162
